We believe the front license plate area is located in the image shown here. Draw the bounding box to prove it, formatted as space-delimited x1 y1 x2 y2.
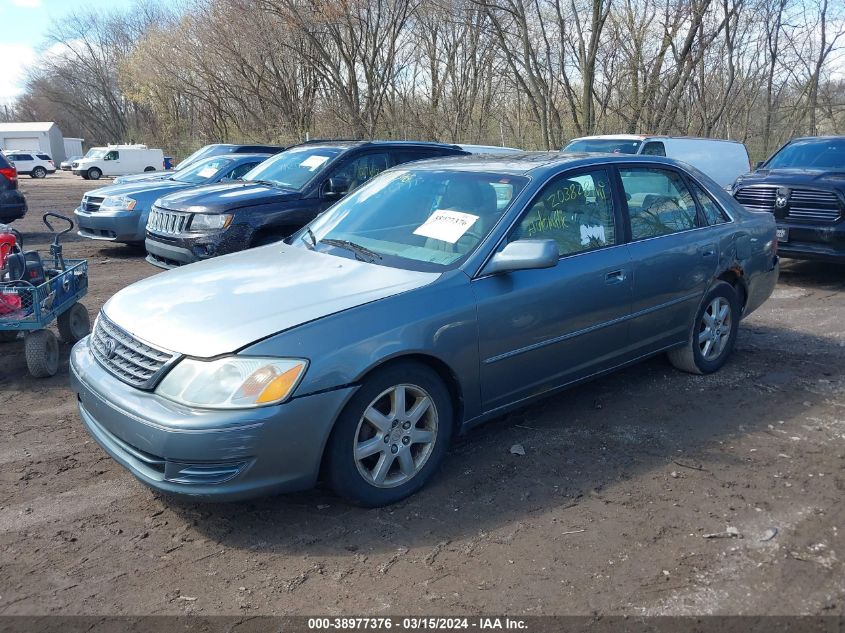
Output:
776 227 788 242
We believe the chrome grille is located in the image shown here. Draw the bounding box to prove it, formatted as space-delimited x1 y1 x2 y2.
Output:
786 189 841 222
735 186 842 222
82 195 104 212
147 207 190 235
734 186 776 212
90 313 177 389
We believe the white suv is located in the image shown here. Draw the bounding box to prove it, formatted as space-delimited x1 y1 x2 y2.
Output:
2 150 57 179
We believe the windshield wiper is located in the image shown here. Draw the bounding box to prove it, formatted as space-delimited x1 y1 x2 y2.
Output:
320 238 383 262
303 227 317 250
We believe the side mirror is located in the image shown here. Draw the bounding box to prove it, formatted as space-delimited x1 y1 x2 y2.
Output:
322 177 350 199
483 239 559 275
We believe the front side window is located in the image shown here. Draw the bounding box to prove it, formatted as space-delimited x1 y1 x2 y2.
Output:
620 168 698 240
243 146 342 190
330 152 391 190
689 181 728 225
292 169 528 271
105 151 119 160
13 154 33 161
511 169 616 256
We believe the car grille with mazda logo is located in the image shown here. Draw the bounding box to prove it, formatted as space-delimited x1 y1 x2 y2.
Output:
147 206 191 235
735 186 841 222
90 313 177 389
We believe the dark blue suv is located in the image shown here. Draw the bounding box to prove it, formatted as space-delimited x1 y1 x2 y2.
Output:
732 137 845 262
145 140 468 268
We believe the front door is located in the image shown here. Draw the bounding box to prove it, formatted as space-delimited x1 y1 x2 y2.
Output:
618 165 718 355
472 168 633 412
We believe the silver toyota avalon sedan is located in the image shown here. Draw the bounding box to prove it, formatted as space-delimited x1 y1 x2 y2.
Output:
70 153 779 506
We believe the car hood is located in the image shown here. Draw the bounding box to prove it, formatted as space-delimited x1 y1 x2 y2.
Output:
115 172 173 184
85 180 189 199
102 244 440 358
155 181 301 213
737 168 845 189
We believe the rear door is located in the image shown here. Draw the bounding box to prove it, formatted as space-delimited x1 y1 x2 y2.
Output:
472 167 633 412
618 164 718 355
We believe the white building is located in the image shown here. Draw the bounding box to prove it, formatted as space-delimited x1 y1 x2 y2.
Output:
0 122 69 162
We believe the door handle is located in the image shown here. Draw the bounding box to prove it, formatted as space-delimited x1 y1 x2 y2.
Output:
605 269 625 284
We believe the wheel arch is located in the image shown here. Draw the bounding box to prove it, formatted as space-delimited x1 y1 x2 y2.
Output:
715 265 748 314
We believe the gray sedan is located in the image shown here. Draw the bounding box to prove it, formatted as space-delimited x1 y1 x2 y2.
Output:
73 154 269 244
69 153 779 506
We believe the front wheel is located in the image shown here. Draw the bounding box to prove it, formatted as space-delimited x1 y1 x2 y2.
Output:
667 281 740 375
87 168 102 180
143 166 156 172
25 329 59 378
32 166 47 179
325 362 453 506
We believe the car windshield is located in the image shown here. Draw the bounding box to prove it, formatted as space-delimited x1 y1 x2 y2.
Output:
290 169 529 272
563 139 642 154
174 145 225 171
243 146 342 190
764 139 845 170
85 149 106 159
171 156 232 184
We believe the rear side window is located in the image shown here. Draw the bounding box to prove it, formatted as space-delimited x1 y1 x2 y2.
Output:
641 142 666 156
332 152 391 189
511 169 616 256
620 168 698 239
689 181 729 225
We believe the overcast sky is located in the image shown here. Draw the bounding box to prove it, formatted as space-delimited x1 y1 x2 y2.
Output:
0 0 135 106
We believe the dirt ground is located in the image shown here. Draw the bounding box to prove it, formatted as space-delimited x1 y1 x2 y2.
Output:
0 171 843 616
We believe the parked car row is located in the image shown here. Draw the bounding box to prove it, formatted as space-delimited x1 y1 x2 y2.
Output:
63 132 792 507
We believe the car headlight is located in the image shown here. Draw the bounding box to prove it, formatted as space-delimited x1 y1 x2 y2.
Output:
190 213 233 231
100 195 137 211
155 356 308 409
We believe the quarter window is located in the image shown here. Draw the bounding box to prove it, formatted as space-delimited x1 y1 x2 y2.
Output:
620 168 698 240
689 181 728 225
511 169 616 256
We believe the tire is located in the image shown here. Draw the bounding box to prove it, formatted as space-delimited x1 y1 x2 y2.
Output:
143 166 156 172
81 173 90 180
25 329 59 378
57 303 90 344
667 281 740 375
31 166 47 179
326 361 454 507
0 331 19 343
87 168 102 180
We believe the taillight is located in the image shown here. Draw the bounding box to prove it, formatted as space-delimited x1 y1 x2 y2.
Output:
49 160 55 166
0 166 17 186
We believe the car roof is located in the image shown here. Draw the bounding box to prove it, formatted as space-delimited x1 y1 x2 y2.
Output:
287 139 465 152
397 151 695 176
566 134 744 145
787 136 845 142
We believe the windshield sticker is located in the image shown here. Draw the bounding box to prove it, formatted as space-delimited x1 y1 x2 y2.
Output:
413 210 479 244
300 155 330 170
580 224 606 246
197 166 218 178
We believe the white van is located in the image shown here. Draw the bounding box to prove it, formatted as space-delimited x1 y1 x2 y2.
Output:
72 145 164 180
562 135 751 189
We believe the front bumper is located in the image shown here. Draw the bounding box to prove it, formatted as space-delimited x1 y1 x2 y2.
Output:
145 224 252 268
776 220 845 262
74 206 145 243
70 336 356 501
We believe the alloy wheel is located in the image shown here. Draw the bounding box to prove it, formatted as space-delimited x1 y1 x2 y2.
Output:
698 297 732 361
353 384 438 488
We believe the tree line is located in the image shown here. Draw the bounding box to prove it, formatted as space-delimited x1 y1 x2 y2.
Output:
6 0 845 161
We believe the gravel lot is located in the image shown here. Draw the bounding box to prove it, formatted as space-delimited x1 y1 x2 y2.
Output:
1 172 843 616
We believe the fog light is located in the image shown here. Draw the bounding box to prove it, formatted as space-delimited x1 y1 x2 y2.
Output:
164 461 248 484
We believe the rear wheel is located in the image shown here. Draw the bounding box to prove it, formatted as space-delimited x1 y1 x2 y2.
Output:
144 166 156 172
326 362 453 507
32 166 47 179
25 329 59 378
87 167 102 180
667 281 740 374
57 302 90 344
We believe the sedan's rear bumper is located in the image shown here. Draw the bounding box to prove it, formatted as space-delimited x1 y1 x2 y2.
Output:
70 336 356 501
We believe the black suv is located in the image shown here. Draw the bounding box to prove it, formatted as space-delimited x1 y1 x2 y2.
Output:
0 153 27 224
732 137 845 262
145 140 468 268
